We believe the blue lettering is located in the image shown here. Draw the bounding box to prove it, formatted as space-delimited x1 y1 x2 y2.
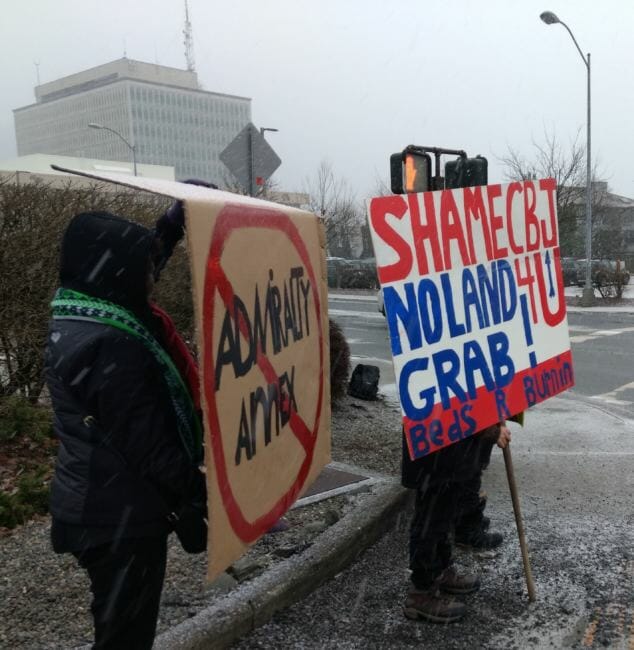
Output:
477 262 501 326
440 273 466 338
462 268 485 332
409 424 429 456
488 331 515 388
495 388 511 420
497 259 518 321
417 279 443 343
463 339 495 399
524 376 536 406
447 404 477 442
429 420 443 447
447 409 464 442
384 283 421 356
460 403 476 436
399 357 436 420
432 348 468 408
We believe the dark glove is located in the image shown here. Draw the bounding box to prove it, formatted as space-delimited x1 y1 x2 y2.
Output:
153 179 217 279
478 423 501 442
164 179 218 230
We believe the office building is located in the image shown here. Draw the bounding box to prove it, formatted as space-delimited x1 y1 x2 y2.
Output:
13 58 251 184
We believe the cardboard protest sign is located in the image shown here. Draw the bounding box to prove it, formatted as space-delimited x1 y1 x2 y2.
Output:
186 196 330 579
367 179 573 460
53 167 331 579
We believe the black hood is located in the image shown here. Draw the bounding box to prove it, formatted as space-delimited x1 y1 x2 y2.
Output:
59 211 155 315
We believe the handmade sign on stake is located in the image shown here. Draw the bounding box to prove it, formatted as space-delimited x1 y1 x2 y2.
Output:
52 167 331 580
367 179 573 460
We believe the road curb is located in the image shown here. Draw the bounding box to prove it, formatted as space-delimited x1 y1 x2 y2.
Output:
154 481 411 650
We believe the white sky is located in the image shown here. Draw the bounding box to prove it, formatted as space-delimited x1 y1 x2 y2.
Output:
2 0 633 199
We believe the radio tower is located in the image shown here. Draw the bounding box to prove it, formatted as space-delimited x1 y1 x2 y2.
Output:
183 0 196 73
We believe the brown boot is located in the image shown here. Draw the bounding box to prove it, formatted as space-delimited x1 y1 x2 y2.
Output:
436 567 481 595
403 588 466 623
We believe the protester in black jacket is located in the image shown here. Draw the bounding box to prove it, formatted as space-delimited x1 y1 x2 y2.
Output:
45 203 206 650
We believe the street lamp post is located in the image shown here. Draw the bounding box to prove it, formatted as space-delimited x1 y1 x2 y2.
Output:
540 10 594 306
88 122 137 176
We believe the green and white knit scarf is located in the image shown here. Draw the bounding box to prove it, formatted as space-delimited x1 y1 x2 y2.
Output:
51 287 203 463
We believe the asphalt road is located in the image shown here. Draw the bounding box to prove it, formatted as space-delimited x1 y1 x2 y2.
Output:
567 310 634 411
328 291 634 418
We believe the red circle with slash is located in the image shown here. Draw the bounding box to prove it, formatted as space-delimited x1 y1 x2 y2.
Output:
202 203 324 543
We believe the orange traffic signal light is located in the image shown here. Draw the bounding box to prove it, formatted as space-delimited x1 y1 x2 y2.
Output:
390 150 431 194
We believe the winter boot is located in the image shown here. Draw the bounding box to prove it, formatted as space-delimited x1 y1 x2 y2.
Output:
436 567 481 595
403 588 466 624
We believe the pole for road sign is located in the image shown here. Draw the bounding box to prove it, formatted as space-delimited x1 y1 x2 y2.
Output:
220 123 281 195
503 443 536 602
248 126 255 197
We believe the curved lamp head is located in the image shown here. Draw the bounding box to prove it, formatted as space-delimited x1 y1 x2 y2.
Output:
540 11 560 25
88 122 104 130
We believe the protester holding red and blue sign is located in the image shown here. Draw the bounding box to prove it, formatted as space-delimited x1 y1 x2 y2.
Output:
402 422 511 623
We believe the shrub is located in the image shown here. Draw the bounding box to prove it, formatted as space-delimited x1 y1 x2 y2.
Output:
595 262 630 300
0 465 50 529
0 396 55 529
329 318 350 403
0 395 53 442
0 177 174 401
340 266 379 290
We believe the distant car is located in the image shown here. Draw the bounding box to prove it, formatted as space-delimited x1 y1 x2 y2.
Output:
326 257 351 288
575 259 630 287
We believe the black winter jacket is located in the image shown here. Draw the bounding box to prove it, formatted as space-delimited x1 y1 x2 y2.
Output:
45 211 204 550
46 321 204 529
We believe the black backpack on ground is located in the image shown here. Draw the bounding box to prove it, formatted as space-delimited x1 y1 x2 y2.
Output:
348 364 380 401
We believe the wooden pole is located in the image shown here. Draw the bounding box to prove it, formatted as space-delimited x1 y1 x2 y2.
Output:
502 444 536 602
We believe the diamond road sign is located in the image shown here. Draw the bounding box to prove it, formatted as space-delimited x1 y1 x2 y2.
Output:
219 123 281 192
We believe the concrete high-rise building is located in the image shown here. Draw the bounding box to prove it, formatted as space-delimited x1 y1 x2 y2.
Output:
13 58 251 184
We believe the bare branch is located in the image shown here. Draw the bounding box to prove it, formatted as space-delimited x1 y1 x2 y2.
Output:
304 160 361 257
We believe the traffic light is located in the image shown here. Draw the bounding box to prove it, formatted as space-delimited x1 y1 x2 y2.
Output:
444 155 488 189
390 150 431 194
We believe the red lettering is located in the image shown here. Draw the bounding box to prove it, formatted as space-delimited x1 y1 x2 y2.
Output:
440 189 471 269
534 248 566 327
505 182 524 255
410 192 444 275
539 178 558 247
486 184 508 259
463 186 493 263
523 181 541 251
515 256 538 323
369 196 412 283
